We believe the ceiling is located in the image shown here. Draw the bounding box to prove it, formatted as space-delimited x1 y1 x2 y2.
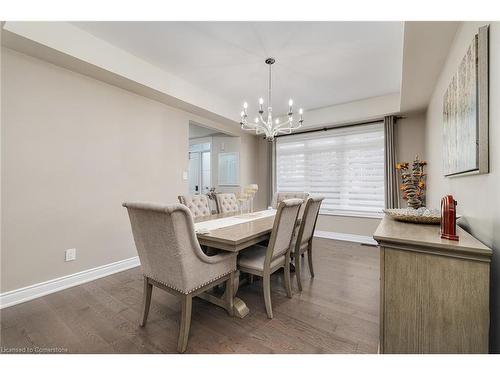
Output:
72 22 404 115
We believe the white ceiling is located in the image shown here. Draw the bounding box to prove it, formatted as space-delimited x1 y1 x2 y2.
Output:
72 22 404 115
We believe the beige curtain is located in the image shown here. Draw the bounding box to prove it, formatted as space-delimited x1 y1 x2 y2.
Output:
384 115 399 209
268 140 276 207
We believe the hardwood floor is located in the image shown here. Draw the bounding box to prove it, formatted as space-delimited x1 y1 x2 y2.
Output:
0 239 380 354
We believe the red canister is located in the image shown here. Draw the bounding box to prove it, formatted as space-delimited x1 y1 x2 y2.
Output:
440 195 459 241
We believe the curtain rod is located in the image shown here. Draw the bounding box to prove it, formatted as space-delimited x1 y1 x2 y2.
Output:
274 115 405 139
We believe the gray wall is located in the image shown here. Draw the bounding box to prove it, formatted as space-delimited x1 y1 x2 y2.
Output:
395 112 427 208
424 22 500 353
0 48 266 293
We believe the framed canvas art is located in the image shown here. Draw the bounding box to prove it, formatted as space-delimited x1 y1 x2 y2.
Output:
442 25 489 177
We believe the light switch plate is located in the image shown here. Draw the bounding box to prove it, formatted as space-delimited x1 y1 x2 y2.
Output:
182 171 188 181
65 248 76 262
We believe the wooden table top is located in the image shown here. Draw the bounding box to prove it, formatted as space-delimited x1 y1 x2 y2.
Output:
195 211 276 252
373 216 492 259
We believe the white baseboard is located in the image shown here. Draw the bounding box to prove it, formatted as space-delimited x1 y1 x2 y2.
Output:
314 230 377 246
0 256 140 309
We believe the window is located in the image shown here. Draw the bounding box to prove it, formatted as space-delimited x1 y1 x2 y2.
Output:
275 122 385 217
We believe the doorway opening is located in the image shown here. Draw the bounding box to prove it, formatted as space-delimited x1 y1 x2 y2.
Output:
188 122 241 199
188 141 211 194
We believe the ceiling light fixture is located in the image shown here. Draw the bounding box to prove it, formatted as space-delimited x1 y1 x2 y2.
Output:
240 57 303 140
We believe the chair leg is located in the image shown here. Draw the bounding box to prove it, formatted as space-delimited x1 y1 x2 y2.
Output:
225 272 235 316
307 244 315 278
177 294 193 353
140 276 153 327
295 253 303 292
263 273 273 319
284 258 292 298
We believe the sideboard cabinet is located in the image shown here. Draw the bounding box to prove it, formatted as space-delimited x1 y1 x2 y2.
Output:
374 217 492 354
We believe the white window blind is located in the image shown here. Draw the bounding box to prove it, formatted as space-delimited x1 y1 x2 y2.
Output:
276 122 385 217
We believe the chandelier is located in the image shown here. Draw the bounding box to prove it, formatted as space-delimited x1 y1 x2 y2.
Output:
240 57 303 140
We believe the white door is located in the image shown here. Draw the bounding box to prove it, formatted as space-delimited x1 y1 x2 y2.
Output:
189 151 211 194
188 152 200 194
201 151 211 194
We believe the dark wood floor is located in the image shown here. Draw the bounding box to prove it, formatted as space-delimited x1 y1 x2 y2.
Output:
0 238 380 353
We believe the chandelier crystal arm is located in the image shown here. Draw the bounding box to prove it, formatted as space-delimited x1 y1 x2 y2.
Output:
259 113 268 126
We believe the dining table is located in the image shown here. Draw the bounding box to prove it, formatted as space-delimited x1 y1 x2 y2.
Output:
193 209 277 318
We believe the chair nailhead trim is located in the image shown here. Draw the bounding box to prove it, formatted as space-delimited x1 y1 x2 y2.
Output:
145 269 236 295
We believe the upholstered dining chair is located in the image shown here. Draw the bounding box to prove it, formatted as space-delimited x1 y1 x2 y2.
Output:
215 193 239 214
122 202 237 353
271 191 309 209
178 194 211 218
289 196 324 291
271 191 309 220
237 199 303 319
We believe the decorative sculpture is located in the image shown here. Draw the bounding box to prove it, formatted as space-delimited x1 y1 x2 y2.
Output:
236 184 259 214
396 156 427 209
244 184 258 213
206 187 218 214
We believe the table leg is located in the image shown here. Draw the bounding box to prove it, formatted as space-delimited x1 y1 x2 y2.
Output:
232 297 249 318
233 270 241 296
230 270 249 318
197 270 249 319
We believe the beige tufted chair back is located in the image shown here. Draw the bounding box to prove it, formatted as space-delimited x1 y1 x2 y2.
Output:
271 191 309 209
122 202 236 294
271 191 309 218
215 193 239 214
178 194 211 218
